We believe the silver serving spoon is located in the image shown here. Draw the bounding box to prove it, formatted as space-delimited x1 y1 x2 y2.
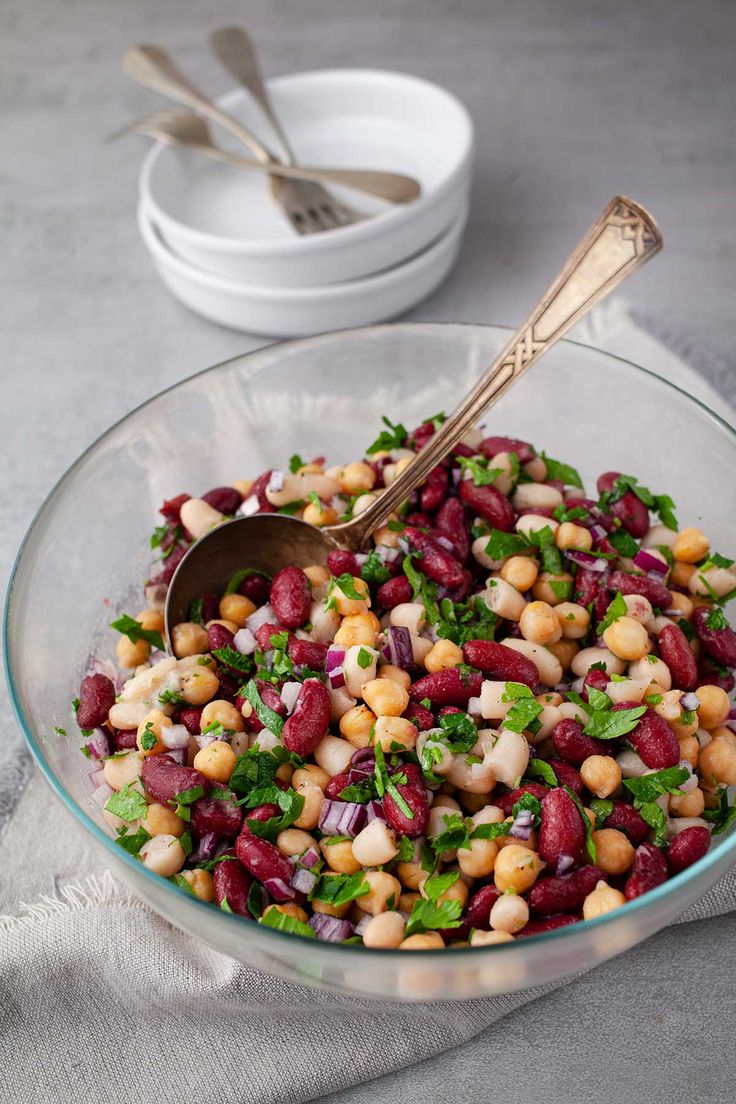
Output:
164 195 662 638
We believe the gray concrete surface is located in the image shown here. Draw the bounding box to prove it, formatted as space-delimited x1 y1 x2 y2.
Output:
2 0 735 1100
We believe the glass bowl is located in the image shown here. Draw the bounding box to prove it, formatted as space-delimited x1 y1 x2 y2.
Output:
5 323 736 1001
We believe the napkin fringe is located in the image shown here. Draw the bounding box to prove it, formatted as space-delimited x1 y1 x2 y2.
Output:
0 870 143 933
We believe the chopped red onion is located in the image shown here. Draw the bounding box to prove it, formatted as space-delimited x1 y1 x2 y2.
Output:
233 627 257 655
386 625 413 670
633 548 668 576
351 746 376 771
326 645 347 688
354 552 369 567
267 470 285 494
680 692 701 712
377 544 400 564
328 665 346 689
309 913 355 943
397 537 410 555
510 808 535 840
291 867 318 894
85 729 112 760
435 535 455 553
451 468 462 487
589 523 608 541
91 782 113 808
87 657 118 682
189 832 220 863
365 800 386 824
166 748 187 765
300 847 321 869
245 603 275 634
88 766 106 788
318 799 366 837
263 877 295 902
565 550 608 573
677 761 698 793
194 733 218 750
280 682 302 715
354 914 372 936
555 854 575 875
728 707 736 721
144 582 168 608
238 494 260 517
161 724 190 750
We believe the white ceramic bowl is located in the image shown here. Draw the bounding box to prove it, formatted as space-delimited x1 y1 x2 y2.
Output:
138 201 468 336
140 68 474 287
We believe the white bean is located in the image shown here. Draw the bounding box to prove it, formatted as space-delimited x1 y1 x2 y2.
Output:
179 498 225 540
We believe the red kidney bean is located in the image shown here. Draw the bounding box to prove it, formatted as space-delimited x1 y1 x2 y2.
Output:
149 541 188 587
248 470 275 512
528 865 602 915
658 623 698 690
207 622 235 651
236 829 295 886
409 421 436 450
582 668 610 700
607 571 672 611
403 702 435 731
270 566 311 629
462 640 539 689
254 622 290 651
697 663 735 693
435 496 471 563
421 466 449 514
141 755 207 805
548 759 583 795
596 472 619 494
288 637 328 670
327 549 360 578
282 678 331 756
160 493 191 522
427 525 468 564
574 569 611 622
624 841 668 899
216 671 239 704
465 884 501 931
615 703 680 769
383 763 429 838
611 492 650 537
516 914 580 938
496 782 549 815
409 668 483 707
692 605 736 667
113 729 138 751
196 593 219 625
179 706 203 736
446 568 474 603
516 506 554 519
243 802 282 825
377 575 413 609
404 511 434 529
601 800 650 845
213 858 252 916
192 795 243 838
243 682 287 733
551 718 613 766
667 826 711 874
459 480 515 531
202 486 243 515
77 674 116 729
403 527 464 588
479 436 535 464
539 787 587 867
239 574 271 606
323 771 352 800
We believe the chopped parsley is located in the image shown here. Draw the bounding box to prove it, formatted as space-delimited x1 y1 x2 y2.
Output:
114 825 150 855
105 784 148 823
243 786 305 839
552 504 589 524
526 525 563 575
705 607 729 631
599 475 678 531
139 723 158 751
158 688 184 707
405 871 462 937
260 906 315 939
365 415 408 456
373 743 413 819
608 529 640 558
241 679 285 736
289 454 306 473
109 613 164 652
483 530 528 561
172 784 205 806
310 872 370 907
228 745 300 798
622 766 690 848
224 568 271 596
457 455 507 487
356 647 374 670
501 682 543 735
212 646 255 675
524 759 558 786
703 788 736 835
359 550 392 587
589 798 614 829
540 453 583 489
596 591 628 635
583 702 646 741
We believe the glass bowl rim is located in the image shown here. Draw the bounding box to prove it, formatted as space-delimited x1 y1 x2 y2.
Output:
5 320 736 964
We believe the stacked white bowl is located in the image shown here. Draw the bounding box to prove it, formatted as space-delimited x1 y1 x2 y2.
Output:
138 69 474 337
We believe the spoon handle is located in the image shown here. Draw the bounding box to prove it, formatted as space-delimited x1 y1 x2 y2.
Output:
327 195 662 552
122 45 276 164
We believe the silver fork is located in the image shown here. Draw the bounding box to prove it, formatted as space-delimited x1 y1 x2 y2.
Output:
209 26 364 233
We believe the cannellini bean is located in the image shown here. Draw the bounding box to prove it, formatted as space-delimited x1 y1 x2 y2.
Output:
512 483 563 511
343 644 379 698
641 524 678 550
314 735 355 777
179 498 225 539
570 647 625 677
472 535 506 571
479 680 514 721
477 727 530 789
480 579 526 622
500 637 563 687
108 700 150 730
605 676 651 704
628 655 672 690
265 472 340 507
516 514 559 538
389 603 427 635
309 599 341 642
119 657 178 703
329 685 358 722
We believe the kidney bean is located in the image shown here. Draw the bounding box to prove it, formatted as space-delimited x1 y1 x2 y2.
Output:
179 706 203 736
409 421 436 451
194 593 219 626
601 800 650 845
202 486 243 515
113 729 138 751
427 526 467 564
409 668 483 707
607 570 671 611
405 511 434 529
624 841 668 899
657 623 698 690
697 663 735 693
551 718 613 766
459 480 514 531
216 671 239 703
213 858 252 916
77 673 116 729
383 764 429 838
445 568 474 603
244 682 287 733
323 771 352 800
596 473 619 494
243 802 282 825
462 640 539 689
516 914 580 938
377 574 413 609
528 865 602 915
516 506 554 519
496 782 549 815
574 569 611 622
548 759 583 795
270 566 311 629
403 527 464 589
667 826 711 874
421 466 449 514
253 623 288 651
612 492 650 537
479 436 535 464
141 755 207 805
403 702 435 731
207 622 235 652
616 704 680 769
282 678 331 756
148 541 188 587
236 829 296 887
288 638 328 670
160 493 191 522
327 550 360 578
539 787 587 867
435 496 471 563
192 794 243 838
692 605 736 667
582 668 610 700
465 884 501 931
239 574 271 606
249 470 275 511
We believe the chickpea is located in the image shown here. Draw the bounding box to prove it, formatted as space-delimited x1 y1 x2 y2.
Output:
532 572 574 607
171 621 210 659
314 735 354 777
140 834 185 877
396 862 424 890
378 664 412 691
519 601 562 646
698 735 736 787
623 594 654 625
334 618 378 648
277 828 317 857
200 699 245 733
670 561 696 589
458 837 498 879
400 932 445 950
117 634 151 669
266 902 310 923
373 715 417 753
332 575 371 616
292 783 324 829
340 460 376 495
424 639 464 673
673 527 709 564
602 616 650 661
352 819 398 867
591 829 634 875
304 564 330 587
321 837 362 874
135 608 165 634
493 845 544 893
670 787 706 818
696 685 730 730
361 678 409 718
180 667 220 706
546 639 579 670
554 602 590 640
103 750 144 791
373 525 400 549
206 618 239 636
339 704 377 748
583 880 626 920
292 764 329 791
490 893 529 934
678 734 700 769
500 555 539 592
555 522 593 552
362 911 406 949
399 891 421 912
303 501 338 527
355 870 402 915
216 593 255 628
136 709 173 756
179 868 215 902
667 591 694 619
141 803 185 838
193 740 237 784
689 568 736 599
470 929 515 946
580 755 622 798
352 493 378 516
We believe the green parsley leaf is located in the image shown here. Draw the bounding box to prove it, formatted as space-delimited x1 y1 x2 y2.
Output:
563 785 597 863
608 530 640 558
638 801 669 847
109 613 164 652
622 766 689 804
596 591 628 635
589 798 614 830
703 787 736 835
540 453 583 489
552 504 589 524
654 494 678 531
705 607 729 631
550 579 573 601
360 550 392 587
278 500 306 516
219 897 233 913
583 704 646 740
114 825 151 855
483 530 528 561
337 778 375 804
54 726 67 737
437 710 478 753
229 747 285 797
260 905 315 939
524 759 558 786
586 686 612 713
139 723 157 752
501 683 543 735
188 597 204 625
289 453 306 474
527 525 563 575
149 523 168 550
365 415 408 456
433 812 471 852
268 630 290 651
333 573 365 600
644 693 663 705
158 688 184 707
404 872 462 936
244 787 304 839
396 835 416 862
179 829 193 856
356 646 374 670
212 646 255 675
241 679 285 736
169 873 197 896
470 821 512 841
457 456 505 486
247 881 266 919
402 554 440 625
373 742 414 819
172 785 205 806
310 872 370 907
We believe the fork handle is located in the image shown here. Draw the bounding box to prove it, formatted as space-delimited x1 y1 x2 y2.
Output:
122 45 276 164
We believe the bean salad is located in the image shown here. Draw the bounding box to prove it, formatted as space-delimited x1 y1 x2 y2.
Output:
73 412 736 949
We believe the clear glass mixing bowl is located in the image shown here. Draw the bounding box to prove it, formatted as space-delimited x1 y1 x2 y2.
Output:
5 323 736 1001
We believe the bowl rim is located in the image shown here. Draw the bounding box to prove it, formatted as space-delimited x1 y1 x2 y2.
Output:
5 321 736 966
139 199 469 298
139 67 475 257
